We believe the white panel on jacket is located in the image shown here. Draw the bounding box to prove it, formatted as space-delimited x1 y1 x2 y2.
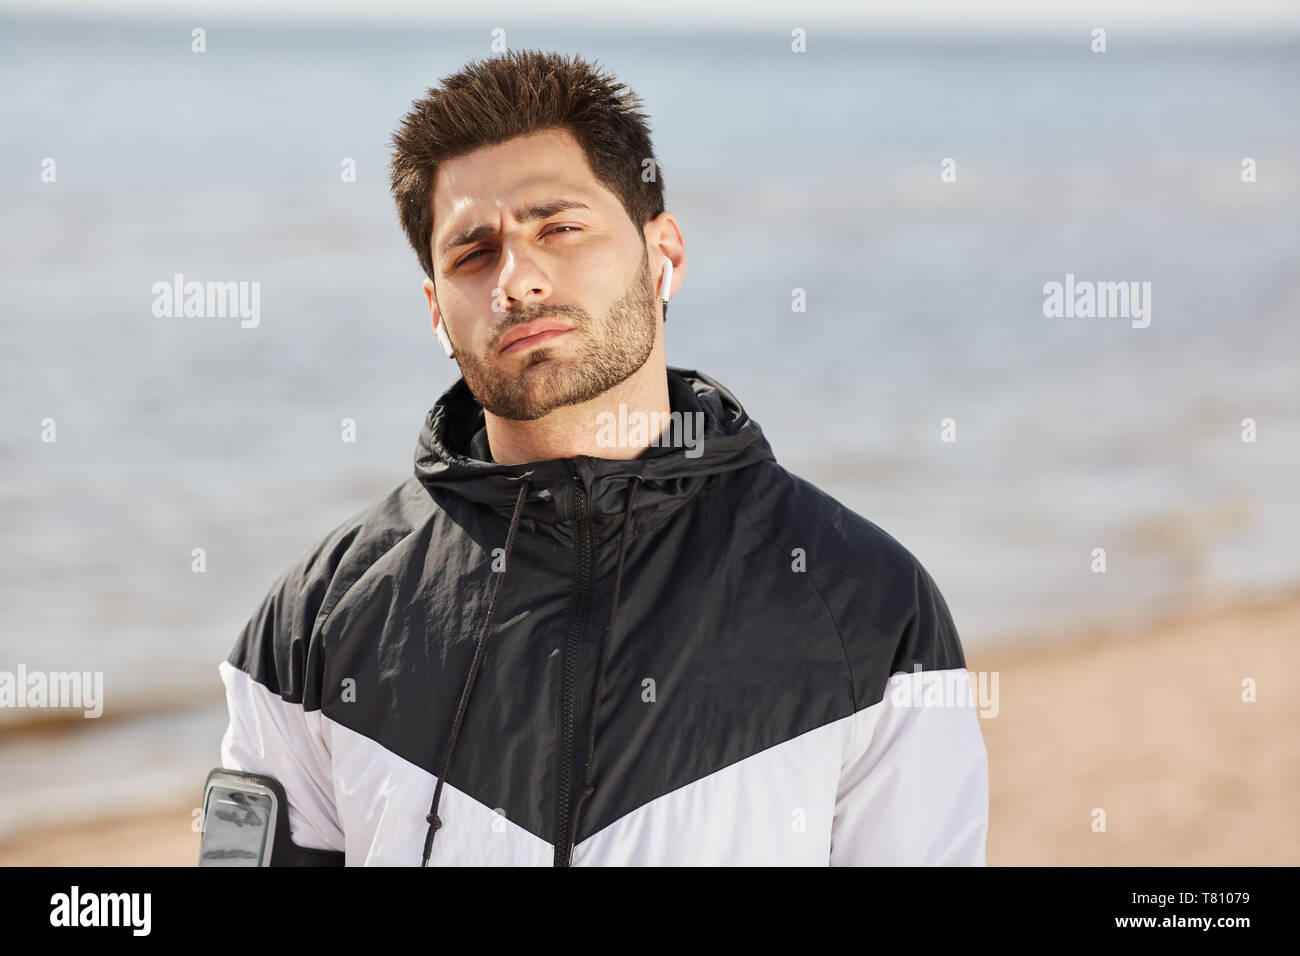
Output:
831 666 989 866
217 661 346 854
325 719 554 866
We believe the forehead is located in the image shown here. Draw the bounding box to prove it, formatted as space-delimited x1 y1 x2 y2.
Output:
431 128 609 242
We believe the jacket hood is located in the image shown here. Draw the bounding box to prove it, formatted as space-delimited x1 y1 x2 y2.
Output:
413 366 777 529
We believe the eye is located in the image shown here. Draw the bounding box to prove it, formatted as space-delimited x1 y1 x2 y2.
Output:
456 226 581 268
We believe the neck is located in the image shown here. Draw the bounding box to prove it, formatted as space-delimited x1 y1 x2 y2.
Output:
483 340 670 465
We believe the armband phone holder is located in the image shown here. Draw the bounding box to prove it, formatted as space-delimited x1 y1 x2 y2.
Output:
198 768 344 867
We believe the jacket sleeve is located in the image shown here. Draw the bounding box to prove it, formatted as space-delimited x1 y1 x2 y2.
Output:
830 559 989 866
216 547 347 855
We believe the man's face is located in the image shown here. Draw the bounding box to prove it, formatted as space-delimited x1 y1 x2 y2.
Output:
425 127 659 421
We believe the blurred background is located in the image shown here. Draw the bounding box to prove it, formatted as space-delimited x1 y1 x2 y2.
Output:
0 0 1296 864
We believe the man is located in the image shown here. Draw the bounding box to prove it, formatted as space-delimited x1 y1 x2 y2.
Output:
213 49 989 866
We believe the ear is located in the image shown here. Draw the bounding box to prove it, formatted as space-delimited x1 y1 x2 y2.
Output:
423 278 455 359
643 212 685 306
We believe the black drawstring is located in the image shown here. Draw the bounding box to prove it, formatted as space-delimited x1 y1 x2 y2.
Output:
422 475 532 867
568 475 643 859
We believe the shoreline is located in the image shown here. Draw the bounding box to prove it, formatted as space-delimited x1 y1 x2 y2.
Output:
2 588 1297 866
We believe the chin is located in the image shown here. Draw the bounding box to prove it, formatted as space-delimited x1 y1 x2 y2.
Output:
505 346 568 376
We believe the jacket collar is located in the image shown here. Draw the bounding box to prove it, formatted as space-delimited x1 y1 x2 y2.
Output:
414 366 776 529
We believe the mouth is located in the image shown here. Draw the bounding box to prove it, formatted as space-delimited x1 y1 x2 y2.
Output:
498 318 575 355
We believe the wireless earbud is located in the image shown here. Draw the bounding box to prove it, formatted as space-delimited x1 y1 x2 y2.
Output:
435 320 455 359
660 255 673 302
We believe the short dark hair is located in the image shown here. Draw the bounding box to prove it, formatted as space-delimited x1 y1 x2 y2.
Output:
388 49 669 320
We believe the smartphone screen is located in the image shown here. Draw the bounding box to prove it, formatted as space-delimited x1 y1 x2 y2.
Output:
199 784 275 866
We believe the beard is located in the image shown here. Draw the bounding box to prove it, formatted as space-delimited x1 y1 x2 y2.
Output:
451 247 659 422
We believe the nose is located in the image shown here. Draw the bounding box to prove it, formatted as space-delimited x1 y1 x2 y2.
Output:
493 243 552 311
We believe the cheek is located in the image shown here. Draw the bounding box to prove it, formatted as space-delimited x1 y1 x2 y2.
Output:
444 286 498 336
569 254 628 309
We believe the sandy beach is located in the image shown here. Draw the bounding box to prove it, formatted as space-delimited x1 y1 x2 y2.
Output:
2 589 1296 867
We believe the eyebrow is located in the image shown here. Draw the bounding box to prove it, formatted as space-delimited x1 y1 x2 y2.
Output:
439 198 592 263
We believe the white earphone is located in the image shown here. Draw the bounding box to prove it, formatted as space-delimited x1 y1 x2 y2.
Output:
436 319 455 358
436 255 674 360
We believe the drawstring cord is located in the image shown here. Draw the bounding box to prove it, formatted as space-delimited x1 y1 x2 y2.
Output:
421 474 532 867
568 475 643 860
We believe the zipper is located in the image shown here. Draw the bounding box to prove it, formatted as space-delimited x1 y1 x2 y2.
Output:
554 460 594 867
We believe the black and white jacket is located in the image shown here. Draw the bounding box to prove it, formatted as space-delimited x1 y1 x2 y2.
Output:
218 367 988 866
